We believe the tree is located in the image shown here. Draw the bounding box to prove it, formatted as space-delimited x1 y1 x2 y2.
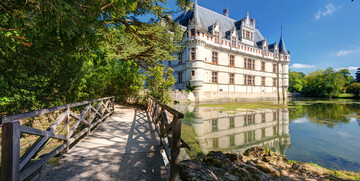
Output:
348 83 360 98
146 66 176 104
303 68 345 97
0 0 188 115
356 68 360 83
289 71 305 93
339 69 355 92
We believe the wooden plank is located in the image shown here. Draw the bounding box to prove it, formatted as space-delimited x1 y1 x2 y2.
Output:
19 143 67 181
70 112 112 143
46 111 68 132
19 125 67 140
19 133 49 171
162 138 171 161
1 97 114 124
170 117 182 181
1 121 20 181
148 96 184 119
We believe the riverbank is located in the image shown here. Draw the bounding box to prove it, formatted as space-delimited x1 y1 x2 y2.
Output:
179 147 360 181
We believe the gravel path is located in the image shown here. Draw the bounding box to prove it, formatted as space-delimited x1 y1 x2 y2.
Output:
45 105 169 181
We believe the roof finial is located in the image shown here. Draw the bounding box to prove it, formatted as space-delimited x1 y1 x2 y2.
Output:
257 19 259 29
281 25 283 35
246 11 249 17
194 0 197 5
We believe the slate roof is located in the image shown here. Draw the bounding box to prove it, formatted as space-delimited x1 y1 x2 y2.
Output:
279 32 290 55
174 3 289 55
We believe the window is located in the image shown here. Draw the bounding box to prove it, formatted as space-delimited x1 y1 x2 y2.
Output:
207 36 209 40
273 78 277 87
229 55 234 67
245 130 255 143
190 48 196 60
197 32 200 36
251 32 253 40
273 63 277 73
191 70 195 76
229 117 235 128
262 128 266 139
273 126 278 135
212 119 218 132
168 61 172 67
212 72 218 83
229 73 234 84
273 112 277 121
245 114 255 126
213 138 219 148
179 53 183 64
242 30 245 38
244 58 255 70
212 51 218 64
232 37 236 47
261 113 266 123
178 72 183 83
261 77 265 86
261 62 265 71
244 75 255 86
230 135 235 146
190 29 195 36
215 31 220 43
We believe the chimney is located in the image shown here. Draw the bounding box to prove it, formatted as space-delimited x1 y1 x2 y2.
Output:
223 8 229 17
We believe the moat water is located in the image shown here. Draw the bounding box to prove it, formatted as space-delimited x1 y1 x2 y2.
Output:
175 98 360 172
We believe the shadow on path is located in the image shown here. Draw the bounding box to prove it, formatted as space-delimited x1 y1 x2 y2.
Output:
45 106 168 181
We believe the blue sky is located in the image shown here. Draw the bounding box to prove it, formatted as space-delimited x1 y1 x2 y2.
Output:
142 0 360 76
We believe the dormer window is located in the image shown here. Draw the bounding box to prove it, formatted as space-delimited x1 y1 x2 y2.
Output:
232 37 236 47
215 31 220 44
190 29 195 36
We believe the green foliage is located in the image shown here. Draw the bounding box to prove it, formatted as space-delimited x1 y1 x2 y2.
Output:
302 68 345 98
348 83 360 98
146 66 176 104
289 71 305 92
0 0 188 116
339 69 355 92
356 68 360 83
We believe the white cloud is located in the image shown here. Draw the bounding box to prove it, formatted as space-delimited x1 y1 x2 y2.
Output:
335 66 359 71
336 47 360 57
290 63 316 69
315 4 337 20
292 117 308 124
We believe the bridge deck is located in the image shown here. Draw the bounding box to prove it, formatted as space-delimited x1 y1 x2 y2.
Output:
45 105 169 181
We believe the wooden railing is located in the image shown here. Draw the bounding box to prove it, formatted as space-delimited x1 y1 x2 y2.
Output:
1 96 115 181
147 96 187 181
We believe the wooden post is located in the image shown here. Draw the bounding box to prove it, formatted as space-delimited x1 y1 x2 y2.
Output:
66 108 70 152
88 103 91 135
169 117 181 181
112 97 115 111
1 121 20 181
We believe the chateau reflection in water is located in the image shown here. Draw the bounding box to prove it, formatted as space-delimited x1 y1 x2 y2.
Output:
176 104 291 155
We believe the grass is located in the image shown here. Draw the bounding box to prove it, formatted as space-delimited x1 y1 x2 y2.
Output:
200 102 292 111
301 162 360 180
338 93 355 98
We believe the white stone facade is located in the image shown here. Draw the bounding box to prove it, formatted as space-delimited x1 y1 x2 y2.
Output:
167 3 290 102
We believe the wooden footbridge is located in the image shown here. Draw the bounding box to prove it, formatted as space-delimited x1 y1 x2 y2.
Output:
1 96 187 181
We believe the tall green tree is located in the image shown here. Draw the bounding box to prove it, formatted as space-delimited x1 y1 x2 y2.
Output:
303 68 345 97
0 0 187 116
339 69 355 92
356 68 360 83
288 71 305 93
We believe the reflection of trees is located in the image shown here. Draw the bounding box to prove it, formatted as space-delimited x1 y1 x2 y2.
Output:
289 101 360 128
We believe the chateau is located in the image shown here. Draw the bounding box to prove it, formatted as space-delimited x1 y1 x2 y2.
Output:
165 0 291 102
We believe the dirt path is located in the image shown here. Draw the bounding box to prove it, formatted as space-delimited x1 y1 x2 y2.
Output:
45 105 169 181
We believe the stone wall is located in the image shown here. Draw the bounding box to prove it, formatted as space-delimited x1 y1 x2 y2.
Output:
171 90 195 103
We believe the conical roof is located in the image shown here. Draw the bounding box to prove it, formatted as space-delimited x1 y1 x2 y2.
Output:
279 27 289 55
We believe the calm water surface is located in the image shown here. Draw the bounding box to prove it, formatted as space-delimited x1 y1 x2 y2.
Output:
176 99 360 172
